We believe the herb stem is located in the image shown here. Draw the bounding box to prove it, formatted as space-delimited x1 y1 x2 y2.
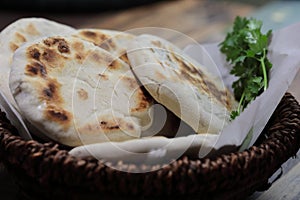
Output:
260 49 268 91
237 91 245 115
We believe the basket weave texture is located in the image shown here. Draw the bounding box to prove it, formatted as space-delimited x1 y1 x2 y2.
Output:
0 93 299 200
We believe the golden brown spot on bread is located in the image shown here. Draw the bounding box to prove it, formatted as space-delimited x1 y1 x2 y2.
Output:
43 37 70 53
28 48 41 60
58 40 70 53
37 76 71 128
77 88 88 100
71 42 87 62
91 52 114 66
81 30 97 39
40 79 63 104
25 64 38 76
131 89 152 112
75 32 96 45
80 30 110 45
174 54 199 75
9 43 19 51
79 31 119 53
119 53 129 65
108 60 121 70
99 118 135 134
42 49 57 63
99 33 109 41
14 32 26 43
26 23 40 35
40 47 67 68
43 38 52 46
99 120 120 132
171 53 209 92
41 79 71 128
45 105 72 127
43 37 61 46
48 109 69 121
87 117 138 135
43 83 56 99
72 41 84 51
25 62 47 77
75 54 82 60
94 31 110 45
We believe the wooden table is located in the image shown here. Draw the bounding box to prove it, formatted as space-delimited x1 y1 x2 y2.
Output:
0 0 299 199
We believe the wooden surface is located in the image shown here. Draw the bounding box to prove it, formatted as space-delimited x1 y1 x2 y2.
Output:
0 0 299 199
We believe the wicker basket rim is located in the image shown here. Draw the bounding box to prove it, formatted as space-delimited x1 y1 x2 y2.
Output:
0 93 299 199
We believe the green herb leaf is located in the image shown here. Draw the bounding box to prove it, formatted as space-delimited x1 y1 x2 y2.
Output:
219 17 272 120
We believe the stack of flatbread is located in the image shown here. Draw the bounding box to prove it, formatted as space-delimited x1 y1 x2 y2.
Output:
1 18 237 147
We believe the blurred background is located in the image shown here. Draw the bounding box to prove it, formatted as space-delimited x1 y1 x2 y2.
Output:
0 0 299 116
1 0 300 43
0 0 300 199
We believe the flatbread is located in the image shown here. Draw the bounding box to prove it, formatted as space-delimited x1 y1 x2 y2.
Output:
0 17 75 109
127 34 237 134
73 29 134 64
73 29 193 138
9 36 153 146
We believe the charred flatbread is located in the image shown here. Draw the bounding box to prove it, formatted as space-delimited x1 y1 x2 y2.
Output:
9 36 153 146
0 18 75 109
127 34 237 134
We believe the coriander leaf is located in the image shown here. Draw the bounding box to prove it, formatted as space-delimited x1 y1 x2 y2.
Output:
230 63 246 76
233 16 248 31
265 58 273 70
233 55 246 64
230 110 239 119
248 34 268 55
247 18 262 30
244 76 263 102
246 49 256 58
219 16 272 120
244 31 258 44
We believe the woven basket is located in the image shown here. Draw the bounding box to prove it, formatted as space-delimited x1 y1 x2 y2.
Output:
0 93 299 200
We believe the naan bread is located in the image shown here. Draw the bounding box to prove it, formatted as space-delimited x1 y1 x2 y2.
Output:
9 36 153 146
73 29 134 64
73 29 193 138
127 34 237 134
0 17 75 109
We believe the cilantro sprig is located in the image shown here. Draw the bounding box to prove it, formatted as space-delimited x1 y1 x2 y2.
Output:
219 16 272 119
